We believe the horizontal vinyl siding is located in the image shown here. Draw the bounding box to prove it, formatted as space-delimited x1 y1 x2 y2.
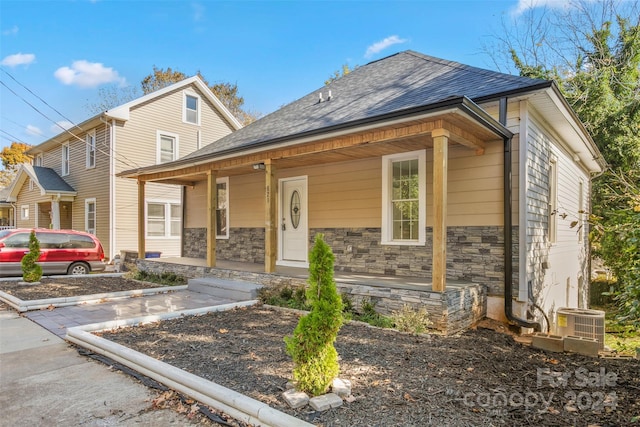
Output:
15 179 39 229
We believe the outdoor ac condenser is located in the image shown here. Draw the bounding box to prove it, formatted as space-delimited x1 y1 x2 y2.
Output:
556 308 606 349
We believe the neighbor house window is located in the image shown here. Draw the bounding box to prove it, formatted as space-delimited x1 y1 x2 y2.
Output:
21 205 29 220
381 150 426 245
548 157 558 244
216 177 229 239
184 93 200 125
146 201 181 238
34 154 43 166
62 142 70 176
156 131 179 163
85 198 96 234
86 131 96 168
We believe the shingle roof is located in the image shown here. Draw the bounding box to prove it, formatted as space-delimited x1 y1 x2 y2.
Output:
182 50 550 161
29 165 76 193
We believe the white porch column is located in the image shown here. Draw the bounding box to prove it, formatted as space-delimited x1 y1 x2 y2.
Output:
51 197 61 229
137 180 146 259
432 129 449 292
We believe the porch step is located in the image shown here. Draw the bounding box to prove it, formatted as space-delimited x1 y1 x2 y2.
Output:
188 277 263 301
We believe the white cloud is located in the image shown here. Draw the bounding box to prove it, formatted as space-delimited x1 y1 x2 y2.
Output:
192 2 205 21
51 121 74 133
511 0 574 16
26 125 44 137
54 60 126 88
365 35 409 58
2 25 19 36
1 52 36 67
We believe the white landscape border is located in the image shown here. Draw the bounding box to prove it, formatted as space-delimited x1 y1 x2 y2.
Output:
66 300 313 427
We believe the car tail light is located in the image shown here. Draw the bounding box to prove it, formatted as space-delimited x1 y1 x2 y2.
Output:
0 242 4 248
98 243 105 261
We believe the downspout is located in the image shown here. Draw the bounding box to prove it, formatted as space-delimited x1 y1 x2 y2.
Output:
501 97 541 332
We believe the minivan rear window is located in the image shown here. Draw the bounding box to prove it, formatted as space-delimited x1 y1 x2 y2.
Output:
3 232 30 248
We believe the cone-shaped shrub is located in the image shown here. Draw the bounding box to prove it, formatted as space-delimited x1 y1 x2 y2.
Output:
21 230 42 282
284 234 343 396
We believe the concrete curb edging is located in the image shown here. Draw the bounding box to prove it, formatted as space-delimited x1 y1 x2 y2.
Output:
0 285 188 312
66 301 313 427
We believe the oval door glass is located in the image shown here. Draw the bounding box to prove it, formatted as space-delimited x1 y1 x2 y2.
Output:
290 190 301 229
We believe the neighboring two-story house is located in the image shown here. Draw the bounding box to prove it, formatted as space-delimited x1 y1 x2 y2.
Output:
6 76 241 261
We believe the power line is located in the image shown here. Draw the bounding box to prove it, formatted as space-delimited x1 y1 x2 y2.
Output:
0 79 141 170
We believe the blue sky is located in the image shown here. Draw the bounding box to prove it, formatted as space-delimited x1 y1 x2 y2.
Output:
1 0 548 148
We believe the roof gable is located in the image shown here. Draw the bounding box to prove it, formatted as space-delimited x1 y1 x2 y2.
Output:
182 50 550 161
6 164 76 201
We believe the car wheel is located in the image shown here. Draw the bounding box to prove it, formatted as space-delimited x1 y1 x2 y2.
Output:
68 262 90 275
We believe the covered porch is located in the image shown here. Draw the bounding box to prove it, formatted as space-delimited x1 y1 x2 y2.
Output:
136 257 486 335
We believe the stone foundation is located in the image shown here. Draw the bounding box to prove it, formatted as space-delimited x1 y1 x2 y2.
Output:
183 227 264 263
136 259 486 335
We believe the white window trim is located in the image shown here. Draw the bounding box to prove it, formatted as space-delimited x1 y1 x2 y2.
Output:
216 176 229 240
20 204 29 220
86 131 96 169
183 91 201 125
548 156 558 245
85 198 96 235
145 199 181 239
381 150 426 246
35 153 43 166
61 142 70 176
156 131 179 164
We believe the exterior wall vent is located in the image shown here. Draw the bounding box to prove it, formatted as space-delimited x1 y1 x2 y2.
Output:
556 308 605 349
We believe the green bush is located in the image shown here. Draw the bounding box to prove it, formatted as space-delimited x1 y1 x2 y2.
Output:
127 268 186 286
284 234 343 396
21 230 42 283
392 304 432 334
258 285 310 311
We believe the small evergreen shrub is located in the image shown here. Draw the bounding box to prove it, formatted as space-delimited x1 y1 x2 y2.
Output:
258 285 310 311
356 297 394 328
284 234 343 396
392 304 432 334
21 230 42 283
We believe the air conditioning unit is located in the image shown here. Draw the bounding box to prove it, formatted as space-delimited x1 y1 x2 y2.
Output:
556 308 605 349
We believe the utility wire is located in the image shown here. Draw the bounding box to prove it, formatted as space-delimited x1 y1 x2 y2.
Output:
0 79 141 170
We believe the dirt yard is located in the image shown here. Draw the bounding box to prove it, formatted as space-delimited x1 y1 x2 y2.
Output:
103 305 640 427
3 276 638 426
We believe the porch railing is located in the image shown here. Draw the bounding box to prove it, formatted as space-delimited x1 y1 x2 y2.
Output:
0 226 16 230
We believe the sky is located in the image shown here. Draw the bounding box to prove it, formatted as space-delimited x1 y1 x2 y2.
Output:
0 0 556 148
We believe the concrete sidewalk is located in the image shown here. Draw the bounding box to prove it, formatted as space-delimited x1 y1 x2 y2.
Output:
0 289 237 426
0 306 192 426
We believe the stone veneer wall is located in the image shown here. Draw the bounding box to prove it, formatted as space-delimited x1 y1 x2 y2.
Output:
311 226 518 296
183 227 265 263
136 259 486 335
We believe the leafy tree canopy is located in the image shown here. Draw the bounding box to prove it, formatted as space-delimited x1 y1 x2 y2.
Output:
0 142 31 188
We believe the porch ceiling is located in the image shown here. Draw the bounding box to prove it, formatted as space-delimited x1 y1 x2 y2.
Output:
140 112 502 186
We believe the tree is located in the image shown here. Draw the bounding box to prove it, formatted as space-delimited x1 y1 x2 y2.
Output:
325 63 357 85
21 230 42 283
140 66 259 125
0 142 31 188
490 0 640 322
85 84 140 114
284 234 343 396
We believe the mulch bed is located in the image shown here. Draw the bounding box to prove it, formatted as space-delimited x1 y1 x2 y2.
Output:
103 305 640 427
0 276 166 300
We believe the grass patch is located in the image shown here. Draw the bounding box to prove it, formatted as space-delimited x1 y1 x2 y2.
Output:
594 303 640 355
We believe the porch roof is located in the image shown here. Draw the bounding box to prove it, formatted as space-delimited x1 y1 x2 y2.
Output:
6 164 76 202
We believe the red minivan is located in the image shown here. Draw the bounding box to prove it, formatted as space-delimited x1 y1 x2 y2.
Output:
0 229 106 276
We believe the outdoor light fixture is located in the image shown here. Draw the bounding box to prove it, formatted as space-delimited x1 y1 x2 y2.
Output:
253 163 266 170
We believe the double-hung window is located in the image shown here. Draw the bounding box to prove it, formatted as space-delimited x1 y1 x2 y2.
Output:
184 93 200 125
86 131 96 168
381 150 426 245
61 143 70 176
216 177 229 239
85 198 96 234
146 201 181 238
157 131 179 163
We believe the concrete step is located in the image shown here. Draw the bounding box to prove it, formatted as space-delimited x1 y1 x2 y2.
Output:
188 277 263 301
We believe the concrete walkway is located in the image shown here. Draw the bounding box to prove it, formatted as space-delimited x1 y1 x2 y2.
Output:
0 289 237 426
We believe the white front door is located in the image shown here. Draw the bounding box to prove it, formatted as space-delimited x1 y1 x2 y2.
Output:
279 176 308 266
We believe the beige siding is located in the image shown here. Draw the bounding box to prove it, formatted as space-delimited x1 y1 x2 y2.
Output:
15 177 39 229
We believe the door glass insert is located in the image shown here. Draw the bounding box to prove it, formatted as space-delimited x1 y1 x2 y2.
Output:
290 190 301 229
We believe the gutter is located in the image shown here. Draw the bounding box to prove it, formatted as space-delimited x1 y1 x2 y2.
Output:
501 97 541 332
